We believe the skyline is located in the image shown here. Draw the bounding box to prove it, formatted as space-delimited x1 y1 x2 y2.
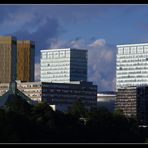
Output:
1 4 148 91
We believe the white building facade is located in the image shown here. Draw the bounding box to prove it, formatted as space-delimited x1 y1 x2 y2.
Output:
116 43 148 90
40 48 87 83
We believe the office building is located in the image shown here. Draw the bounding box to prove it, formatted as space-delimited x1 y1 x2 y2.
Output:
116 87 137 117
136 86 148 125
0 36 35 83
40 48 87 83
116 43 148 90
116 86 148 125
97 91 116 112
0 36 17 83
17 40 35 82
0 81 97 112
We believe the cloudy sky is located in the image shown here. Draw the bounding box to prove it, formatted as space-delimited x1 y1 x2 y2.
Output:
1 4 148 91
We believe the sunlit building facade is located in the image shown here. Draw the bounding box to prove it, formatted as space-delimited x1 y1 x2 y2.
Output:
17 40 35 82
0 36 17 83
40 48 87 83
116 43 148 90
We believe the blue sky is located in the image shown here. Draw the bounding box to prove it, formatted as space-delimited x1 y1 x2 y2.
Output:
1 4 148 91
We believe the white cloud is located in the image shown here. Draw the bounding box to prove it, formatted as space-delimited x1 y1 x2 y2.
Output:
88 39 116 91
104 50 113 62
48 38 66 48
89 39 106 48
48 37 86 49
69 38 85 48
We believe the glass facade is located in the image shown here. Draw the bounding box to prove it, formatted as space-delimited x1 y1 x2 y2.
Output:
116 43 148 90
40 48 87 83
0 36 17 83
17 40 35 82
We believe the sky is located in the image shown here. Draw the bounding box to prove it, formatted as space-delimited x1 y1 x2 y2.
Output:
1 4 148 91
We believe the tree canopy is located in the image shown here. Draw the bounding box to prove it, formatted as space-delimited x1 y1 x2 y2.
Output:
0 95 146 143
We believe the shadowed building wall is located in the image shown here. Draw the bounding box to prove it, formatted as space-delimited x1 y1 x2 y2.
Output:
0 36 17 83
17 40 35 82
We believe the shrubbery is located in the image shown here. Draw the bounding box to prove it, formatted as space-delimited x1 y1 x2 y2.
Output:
0 97 146 143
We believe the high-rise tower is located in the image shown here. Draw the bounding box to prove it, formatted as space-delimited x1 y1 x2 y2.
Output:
0 36 17 83
40 48 87 83
17 40 35 82
116 43 148 90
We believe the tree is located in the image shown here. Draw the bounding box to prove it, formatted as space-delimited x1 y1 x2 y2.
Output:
68 98 87 118
113 108 124 116
31 102 56 128
5 94 32 115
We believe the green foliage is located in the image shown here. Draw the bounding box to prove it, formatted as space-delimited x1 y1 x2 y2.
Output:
145 138 148 143
113 108 124 116
31 102 56 129
0 95 145 143
5 94 32 115
68 98 87 118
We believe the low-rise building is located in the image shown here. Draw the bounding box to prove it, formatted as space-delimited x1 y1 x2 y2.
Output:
97 91 116 112
116 86 148 125
0 81 97 112
116 87 137 117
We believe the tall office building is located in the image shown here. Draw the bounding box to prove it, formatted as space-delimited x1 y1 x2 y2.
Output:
40 48 87 83
116 43 148 90
0 36 17 83
17 40 35 82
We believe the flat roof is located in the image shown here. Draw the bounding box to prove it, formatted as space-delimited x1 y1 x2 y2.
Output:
117 43 148 47
41 48 87 52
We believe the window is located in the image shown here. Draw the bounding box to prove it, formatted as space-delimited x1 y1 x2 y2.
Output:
137 46 143 53
124 47 130 54
144 46 148 53
42 53 46 59
131 47 137 54
118 48 123 54
54 52 59 58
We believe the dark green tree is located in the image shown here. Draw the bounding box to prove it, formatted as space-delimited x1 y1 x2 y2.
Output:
5 94 32 116
31 102 56 128
68 98 87 118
